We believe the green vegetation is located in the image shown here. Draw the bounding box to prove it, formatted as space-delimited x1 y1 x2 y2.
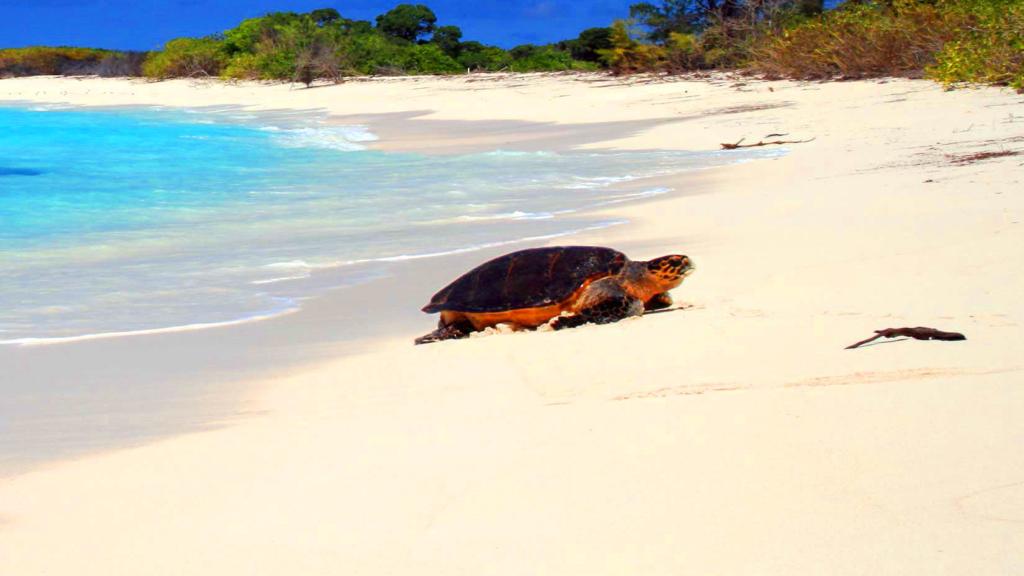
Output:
601 0 828 74
928 0 1024 90
0 47 145 77
375 4 437 42
1 1 1020 91
751 0 1023 89
595 0 1022 91
752 1 967 79
142 4 599 83
143 37 227 78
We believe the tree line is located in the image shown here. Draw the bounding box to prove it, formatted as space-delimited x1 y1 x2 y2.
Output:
0 1 1020 91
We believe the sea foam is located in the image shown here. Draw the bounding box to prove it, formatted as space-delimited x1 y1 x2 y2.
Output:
265 125 378 151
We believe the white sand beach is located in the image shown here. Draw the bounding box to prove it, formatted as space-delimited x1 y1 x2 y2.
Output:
1 73 1022 574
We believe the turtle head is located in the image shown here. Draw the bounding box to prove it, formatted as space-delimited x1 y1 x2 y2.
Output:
646 254 694 289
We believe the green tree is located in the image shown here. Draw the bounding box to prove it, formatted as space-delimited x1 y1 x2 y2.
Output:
310 8 342 27
340 19 375 34
509 44 540 60
456 41 511 71
222 12 305 55
375 4 438 42
432 25 463 57
630 1 700 42
570 27 613 61
599 19 667 72
630 0 762 41
223 17 269 54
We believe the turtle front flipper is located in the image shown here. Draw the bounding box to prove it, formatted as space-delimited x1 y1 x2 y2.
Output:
644 292 673 311
550 279 644 331
415 317 474 345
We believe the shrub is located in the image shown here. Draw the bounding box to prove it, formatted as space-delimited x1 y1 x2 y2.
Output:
623 0 1022 89
221 53 261 79
928 0 1024 91
295 43 343 85
751 1 968 79
249 42 298 79
400 43 462 73
337 32 406 75
143 37 227 78
91 52 148 77
509 45 577 72
456 41 512 71
599 20 667 74
0 47 118 76
664 32 708 70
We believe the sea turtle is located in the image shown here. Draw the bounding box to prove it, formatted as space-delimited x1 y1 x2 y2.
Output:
415 246 694 344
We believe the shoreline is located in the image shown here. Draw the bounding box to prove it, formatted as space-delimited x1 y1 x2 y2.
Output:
0 85 751 474
0 158 719 474
0 156 752 350
2 74 1023 574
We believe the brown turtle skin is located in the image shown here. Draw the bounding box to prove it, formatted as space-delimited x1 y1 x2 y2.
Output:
416 246 694 343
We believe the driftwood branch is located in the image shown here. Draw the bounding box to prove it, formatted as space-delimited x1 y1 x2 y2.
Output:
721 137 815 150
845 327 966 350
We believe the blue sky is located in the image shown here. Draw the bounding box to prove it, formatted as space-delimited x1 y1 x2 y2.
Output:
0 0 637 50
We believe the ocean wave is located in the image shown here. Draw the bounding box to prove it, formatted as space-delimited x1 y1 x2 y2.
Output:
266 125 378 152
562 174 639 190
4 218 626 347
478 150 556 158
251 274 310 285
0 298 299 348
425 208 577 225
594 187 672 206
27 104 74 112
263 259 340 270
250 260 342 285
457 211 556 221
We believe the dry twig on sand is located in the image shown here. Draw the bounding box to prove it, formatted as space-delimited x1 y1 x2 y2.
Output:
845 327 967 350
721 136 815 150
946 150 1021 165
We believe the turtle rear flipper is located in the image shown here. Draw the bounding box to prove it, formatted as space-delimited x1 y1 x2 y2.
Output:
551 279 644 331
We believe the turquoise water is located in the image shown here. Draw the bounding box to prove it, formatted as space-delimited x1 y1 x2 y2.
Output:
0 104 772 343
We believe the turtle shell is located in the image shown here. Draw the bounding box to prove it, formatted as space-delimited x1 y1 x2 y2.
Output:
422 246 627 313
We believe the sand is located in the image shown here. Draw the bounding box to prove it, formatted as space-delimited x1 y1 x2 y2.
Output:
1 73 1022 574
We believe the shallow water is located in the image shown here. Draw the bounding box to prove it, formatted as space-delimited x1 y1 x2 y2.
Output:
0 104 774 343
